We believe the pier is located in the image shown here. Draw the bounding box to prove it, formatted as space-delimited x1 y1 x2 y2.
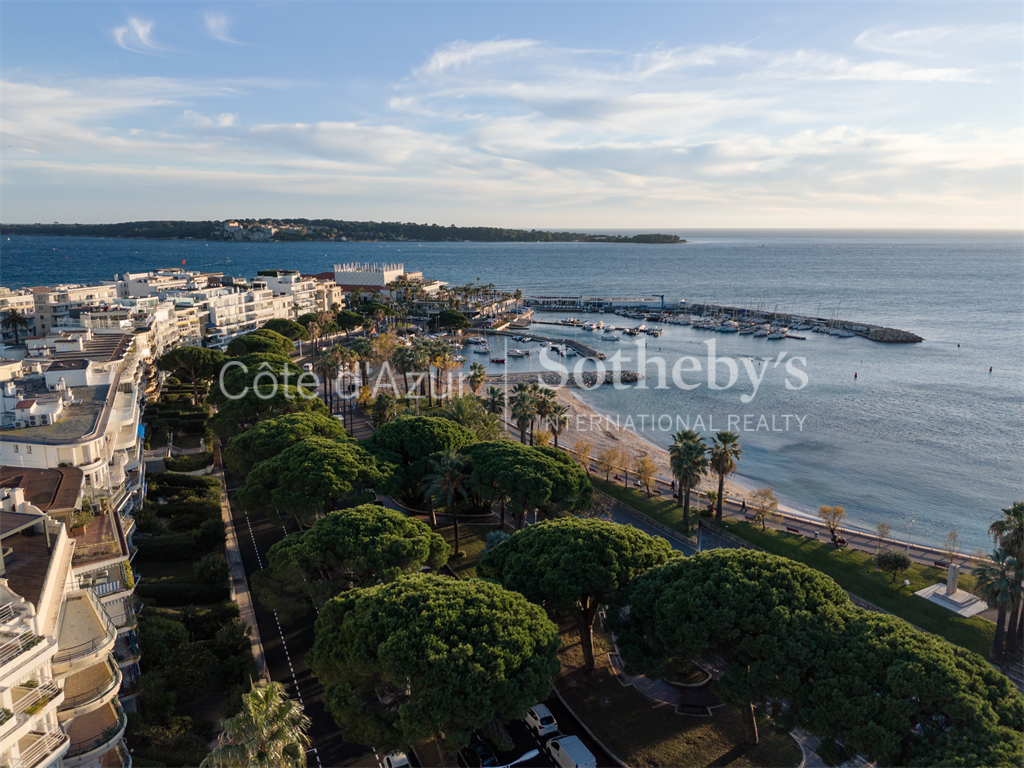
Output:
487 329 605 360
525 295 923 343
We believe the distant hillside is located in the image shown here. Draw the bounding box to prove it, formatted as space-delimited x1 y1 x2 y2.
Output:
1 219 685 244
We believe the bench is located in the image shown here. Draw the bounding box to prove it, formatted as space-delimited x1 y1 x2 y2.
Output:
786 527 801 535
935 560 951 569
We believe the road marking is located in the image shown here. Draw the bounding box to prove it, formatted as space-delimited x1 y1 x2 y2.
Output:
242 511 323 768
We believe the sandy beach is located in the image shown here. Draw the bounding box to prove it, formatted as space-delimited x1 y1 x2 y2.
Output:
480 372 753 503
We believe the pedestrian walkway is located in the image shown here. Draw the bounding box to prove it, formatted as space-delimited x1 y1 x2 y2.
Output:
213 439 270 683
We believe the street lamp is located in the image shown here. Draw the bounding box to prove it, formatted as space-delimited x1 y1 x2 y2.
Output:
496 749 539 768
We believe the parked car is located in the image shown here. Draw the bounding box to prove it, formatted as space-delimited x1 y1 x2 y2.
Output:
384 751 410 768
525 703 558 736
457 736 499 768
546 735 597 768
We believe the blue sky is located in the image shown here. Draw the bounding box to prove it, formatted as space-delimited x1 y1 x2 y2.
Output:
1 1 1021 228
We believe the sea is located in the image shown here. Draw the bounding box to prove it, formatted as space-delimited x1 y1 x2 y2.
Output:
2 229 1021 551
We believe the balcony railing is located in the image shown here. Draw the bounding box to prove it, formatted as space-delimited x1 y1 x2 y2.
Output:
3 726 69 768
0 629 43 667
66 702 126 758
0 603 16 624
53 594 116 666
60 659 121 711
11 679 61 717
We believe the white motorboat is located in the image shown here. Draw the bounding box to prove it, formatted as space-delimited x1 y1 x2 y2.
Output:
473 346 490 354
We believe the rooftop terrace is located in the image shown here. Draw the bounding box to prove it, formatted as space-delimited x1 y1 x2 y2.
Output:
0 385 111 443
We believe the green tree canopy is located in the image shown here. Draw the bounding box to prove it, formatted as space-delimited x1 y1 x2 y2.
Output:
201 681 311 768
261 318 311 341
462 441 592 529
234 437 392 526
226 328 296 358
210 357 326 438
156 346 226 403
307 574 559 751
223 412 350 476
434 309 470 331
480 517 674 670
335 310 365 332
366 415 476 498
251 505 450 624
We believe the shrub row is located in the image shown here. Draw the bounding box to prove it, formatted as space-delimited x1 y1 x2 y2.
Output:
135 520 225 561
164 452 214 472
136 578 230 606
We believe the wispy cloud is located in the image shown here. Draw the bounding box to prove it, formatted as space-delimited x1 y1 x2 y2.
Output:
184 110 237 128
112 17 168 55
420 39 539 75
855 23 1023 56
204 12 239 44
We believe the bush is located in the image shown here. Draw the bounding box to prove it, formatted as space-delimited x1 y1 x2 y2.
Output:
196 518 226 552
167 514 204 532
164 453 214 473
136 578 230 606
192 553 230 585
136 534 196 562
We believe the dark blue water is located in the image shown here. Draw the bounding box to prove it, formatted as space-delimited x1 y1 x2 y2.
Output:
2 230 1021 550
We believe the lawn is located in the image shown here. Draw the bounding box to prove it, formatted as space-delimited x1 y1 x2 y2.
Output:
720 520 994 658
556 624 801 768
593 477 701 539
437 523 493 579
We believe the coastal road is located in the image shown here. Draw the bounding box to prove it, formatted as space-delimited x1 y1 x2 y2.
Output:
226 476 370 768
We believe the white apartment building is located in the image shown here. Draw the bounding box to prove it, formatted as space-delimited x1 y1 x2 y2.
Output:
52 300 179 365
164 286 291 350
256 271 317 316
103 271 221 300
33 288 119 338
0 336 147 518
0 464 137 768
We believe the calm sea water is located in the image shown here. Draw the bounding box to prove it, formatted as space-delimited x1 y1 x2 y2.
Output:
2 230 1021 550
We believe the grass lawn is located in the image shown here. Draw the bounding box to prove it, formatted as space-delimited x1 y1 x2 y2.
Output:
593 477 700 540
437 523 493 579
720 520 994 658
556 624 801 768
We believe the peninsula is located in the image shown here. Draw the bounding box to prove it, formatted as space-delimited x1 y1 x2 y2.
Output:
0 218 686 244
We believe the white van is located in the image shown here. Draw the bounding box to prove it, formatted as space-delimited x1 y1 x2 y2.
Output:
302 362 314 372
546 735 597 768
525 703 558 736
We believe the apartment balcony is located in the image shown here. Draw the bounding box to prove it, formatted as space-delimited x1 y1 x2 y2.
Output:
9 678 63 721
111 634 139 667
97 740 131 768
62 700 126 768
58 656 121 720
52 592 116 676
1 726 70 768
0 626 46 674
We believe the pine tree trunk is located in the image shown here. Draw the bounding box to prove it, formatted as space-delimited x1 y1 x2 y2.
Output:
578 600 600 672
743 700 759 745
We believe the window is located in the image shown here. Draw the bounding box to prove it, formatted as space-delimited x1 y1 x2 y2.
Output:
25 445 32 454
13 445 18 453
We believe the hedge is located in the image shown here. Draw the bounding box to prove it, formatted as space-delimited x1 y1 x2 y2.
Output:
135 521 225 561
165 452 214 472
148 473 219 491
136 578 230 606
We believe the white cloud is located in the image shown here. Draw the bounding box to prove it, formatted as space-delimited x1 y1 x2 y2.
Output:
184 110 237 128
420 39 539 75
204 12 239 44
855 23 1023 56
112 17 167 55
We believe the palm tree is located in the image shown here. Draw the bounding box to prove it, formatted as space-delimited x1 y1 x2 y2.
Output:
483 386 506 416
509 383 536 444
468 362 487 394
669 430 709 535
974 549 1021 663
989 501 1024 651
534 388 556 446
422 450 470 555
349 337 373 387
391 346 415 398
0 309 30 345
547 404 570 449
709 431 742 524
201 681 311 768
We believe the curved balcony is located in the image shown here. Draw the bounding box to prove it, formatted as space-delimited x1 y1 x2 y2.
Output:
53 591 116 676
4 726 70 768
63 700 126 768
58 655 122 720
98 739 131 768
